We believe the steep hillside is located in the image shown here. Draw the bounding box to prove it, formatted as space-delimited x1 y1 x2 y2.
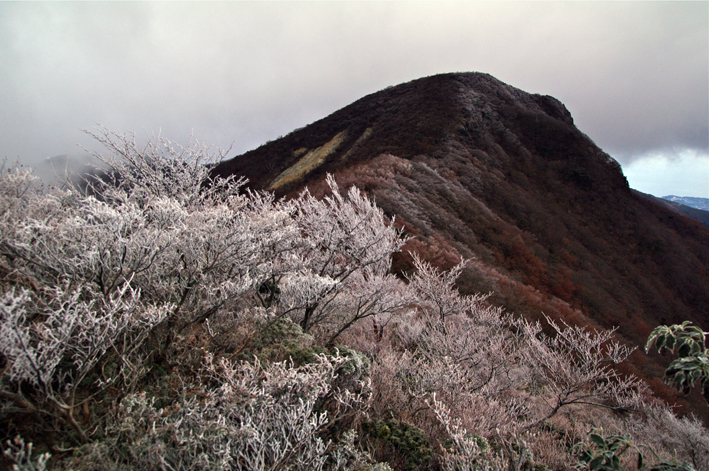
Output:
213 72 709 419
638 191 709 228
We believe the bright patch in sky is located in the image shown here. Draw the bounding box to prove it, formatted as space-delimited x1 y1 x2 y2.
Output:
622 150 709 198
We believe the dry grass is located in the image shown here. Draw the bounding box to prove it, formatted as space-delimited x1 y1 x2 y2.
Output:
268 130 347 190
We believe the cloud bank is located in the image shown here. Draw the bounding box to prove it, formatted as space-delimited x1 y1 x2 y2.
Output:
1 2 707 195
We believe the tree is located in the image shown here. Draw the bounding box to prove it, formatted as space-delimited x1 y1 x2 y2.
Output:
645 322 709 403
525 317 645 426
0 130 408 458
286 174 407 342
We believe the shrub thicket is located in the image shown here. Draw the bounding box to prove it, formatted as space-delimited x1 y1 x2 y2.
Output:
1 130 707 470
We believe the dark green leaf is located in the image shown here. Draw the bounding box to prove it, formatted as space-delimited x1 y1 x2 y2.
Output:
589 455 605 470
662 335 672 351
590 433 606 447
608 440 622 451
678 343 691 358
611 454 621 470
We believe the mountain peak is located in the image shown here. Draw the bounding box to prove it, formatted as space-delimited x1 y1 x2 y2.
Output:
213 73 709 419
214 72 621 196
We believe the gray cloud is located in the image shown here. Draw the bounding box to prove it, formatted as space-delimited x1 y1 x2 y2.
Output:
1 2 707 192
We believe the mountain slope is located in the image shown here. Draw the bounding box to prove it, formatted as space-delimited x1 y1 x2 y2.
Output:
213 72 709 418
637 191 709 228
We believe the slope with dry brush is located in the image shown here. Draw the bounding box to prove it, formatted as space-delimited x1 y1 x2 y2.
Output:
213 72 709 421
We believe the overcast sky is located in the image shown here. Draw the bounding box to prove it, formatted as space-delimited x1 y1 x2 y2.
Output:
2 1 707 197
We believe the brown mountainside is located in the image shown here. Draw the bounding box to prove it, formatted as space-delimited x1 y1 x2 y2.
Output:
213 72 709 419
636 190 709 228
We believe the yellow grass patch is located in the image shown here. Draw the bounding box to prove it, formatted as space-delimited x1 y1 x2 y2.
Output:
269 131 347 191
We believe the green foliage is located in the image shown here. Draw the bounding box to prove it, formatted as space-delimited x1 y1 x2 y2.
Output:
645 322 705 359
574 430 639 471
362 418 432 471
332 346 370 382
237 316 327 365
574 430 697 471
664 354 709 400
645 322 709 402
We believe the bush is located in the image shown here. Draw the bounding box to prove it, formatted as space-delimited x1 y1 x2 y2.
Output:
363 418 432 471
645 322 709 403
0 130 405 467
59 352 372 471
2 129 708 470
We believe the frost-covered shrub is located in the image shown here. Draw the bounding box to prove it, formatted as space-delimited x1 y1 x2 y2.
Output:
406 254 490 324
427 394 507 471
358 252 668 470
524 317 647 426
2 436 50 471
288 174 409 344
0 136 270 448
625 404 709 470
0 129 409 465
2 129 708 470
60 352 373 471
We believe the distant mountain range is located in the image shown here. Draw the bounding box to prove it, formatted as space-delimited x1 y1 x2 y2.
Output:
213 72 709 420
662 195 709 211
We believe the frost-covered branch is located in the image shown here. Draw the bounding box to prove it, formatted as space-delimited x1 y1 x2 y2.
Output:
524 317 644 425
61 352 373 471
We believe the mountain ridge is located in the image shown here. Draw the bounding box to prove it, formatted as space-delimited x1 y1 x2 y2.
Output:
214 72 624 196
662 195 709 211
213 72 709 419
636 191 709 228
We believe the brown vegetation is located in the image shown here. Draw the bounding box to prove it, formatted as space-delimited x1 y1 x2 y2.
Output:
213 72 709 421
3 126 709 470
